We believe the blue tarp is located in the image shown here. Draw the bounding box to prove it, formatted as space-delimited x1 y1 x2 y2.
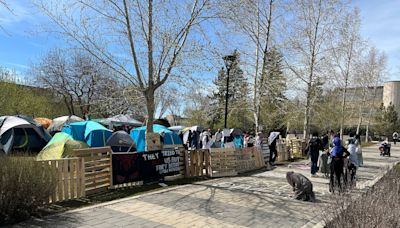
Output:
130 124 182 152
62 121 112 147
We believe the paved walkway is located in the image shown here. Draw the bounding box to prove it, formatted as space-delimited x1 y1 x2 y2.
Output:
17 144 400 228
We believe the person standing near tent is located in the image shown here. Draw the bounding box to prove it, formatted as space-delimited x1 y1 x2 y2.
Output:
305 132 323 177
214 129 222 148
201 129 211 149
268 132 279 166
187 130 193 149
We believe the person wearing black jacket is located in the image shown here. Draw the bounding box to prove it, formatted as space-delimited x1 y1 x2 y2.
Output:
306 132 323 177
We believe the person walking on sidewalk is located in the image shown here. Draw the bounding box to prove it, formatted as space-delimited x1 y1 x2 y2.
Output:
393 131 398 145
305 132 323 177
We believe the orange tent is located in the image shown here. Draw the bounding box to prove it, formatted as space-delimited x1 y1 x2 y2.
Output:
34 117 53 129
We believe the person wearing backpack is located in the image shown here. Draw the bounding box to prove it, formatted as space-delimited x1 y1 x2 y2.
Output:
306 132 323 177
329 136 350 192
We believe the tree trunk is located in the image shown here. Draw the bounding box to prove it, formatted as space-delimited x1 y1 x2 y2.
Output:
340 85 347 139
145 88 155 134
303 84 312 139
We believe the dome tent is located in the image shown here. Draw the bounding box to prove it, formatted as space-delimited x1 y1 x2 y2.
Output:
0 116 51 154
62 121 113 147
106 130 136 152
37 132 89 160
130 124 182 152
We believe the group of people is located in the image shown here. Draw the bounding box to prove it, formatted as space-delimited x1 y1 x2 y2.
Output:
303 131 363 193
184 128 262 150
285 131 365 202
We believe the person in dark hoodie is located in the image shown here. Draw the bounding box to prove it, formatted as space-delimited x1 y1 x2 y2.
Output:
329 136 349 192
286 171 315 202
306 132 323 177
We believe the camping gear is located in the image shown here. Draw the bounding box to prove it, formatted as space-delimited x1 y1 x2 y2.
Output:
34 118 53 129
130 124 182 152
36 132 89 160
0 116 51 154
48 115 84 134
95 114 143 128
107 130 136 152
62 121 113 147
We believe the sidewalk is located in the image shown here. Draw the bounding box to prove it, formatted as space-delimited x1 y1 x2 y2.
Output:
16 144 400 228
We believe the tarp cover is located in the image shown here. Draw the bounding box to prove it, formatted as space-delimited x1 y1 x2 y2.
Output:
48 115 84 133
36 132 88 160
130 124 182 152
62 121 112 147
96 114 143 127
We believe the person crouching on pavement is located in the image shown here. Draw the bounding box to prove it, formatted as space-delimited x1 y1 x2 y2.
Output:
286 171 315 202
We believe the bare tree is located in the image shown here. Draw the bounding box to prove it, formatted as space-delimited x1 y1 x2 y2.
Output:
32 49 106 117
33 0 212 133
359 47 387 141
329 9 363 139
284 0 347 139
219 0 277 132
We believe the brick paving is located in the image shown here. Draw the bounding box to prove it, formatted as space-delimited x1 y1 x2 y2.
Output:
15 144 400 228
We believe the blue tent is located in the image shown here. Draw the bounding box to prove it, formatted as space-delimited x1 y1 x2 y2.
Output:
130 124 182 152
62 121 112 147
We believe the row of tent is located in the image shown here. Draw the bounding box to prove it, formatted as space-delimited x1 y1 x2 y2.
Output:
0 115 183 160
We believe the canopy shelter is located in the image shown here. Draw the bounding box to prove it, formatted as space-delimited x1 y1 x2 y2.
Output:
34 118 52 129
130 124 182 152
168 125 185 132
95 114 143 128
106 130 136 152
36 132 89 160
48 115 84 135
62 121 113 147
0 116 51 154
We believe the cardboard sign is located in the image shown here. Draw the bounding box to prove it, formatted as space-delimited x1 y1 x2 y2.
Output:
146 132 162 151
111 148 181 185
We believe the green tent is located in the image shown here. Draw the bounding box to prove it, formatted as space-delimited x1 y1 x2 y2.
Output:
36 132 88 160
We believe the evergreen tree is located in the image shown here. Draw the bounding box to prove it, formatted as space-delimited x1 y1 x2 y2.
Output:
208 50 251 129
374 103 399 137
259 47 287 131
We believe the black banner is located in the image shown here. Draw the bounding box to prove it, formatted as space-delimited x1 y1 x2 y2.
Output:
112 148 181 185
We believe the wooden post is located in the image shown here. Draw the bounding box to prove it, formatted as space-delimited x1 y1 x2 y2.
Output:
184 150 189 178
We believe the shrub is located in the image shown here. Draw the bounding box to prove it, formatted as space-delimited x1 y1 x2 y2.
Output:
325 165 400 228
0 156 57 224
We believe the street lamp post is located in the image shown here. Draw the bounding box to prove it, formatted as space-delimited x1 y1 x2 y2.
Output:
223 54 237 129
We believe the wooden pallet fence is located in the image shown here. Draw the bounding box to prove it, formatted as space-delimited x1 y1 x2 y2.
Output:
276 143 289 162
209 148 237 177
184 149 211 177
73 147 112 195
235 147 265 173
38 158 85 203
290 139 306 158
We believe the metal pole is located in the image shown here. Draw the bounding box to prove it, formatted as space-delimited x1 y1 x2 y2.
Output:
224 67 230 129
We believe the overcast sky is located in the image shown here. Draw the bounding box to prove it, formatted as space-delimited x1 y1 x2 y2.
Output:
0 0 399 81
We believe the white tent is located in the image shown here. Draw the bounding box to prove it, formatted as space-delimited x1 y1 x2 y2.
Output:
48 115 84 133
